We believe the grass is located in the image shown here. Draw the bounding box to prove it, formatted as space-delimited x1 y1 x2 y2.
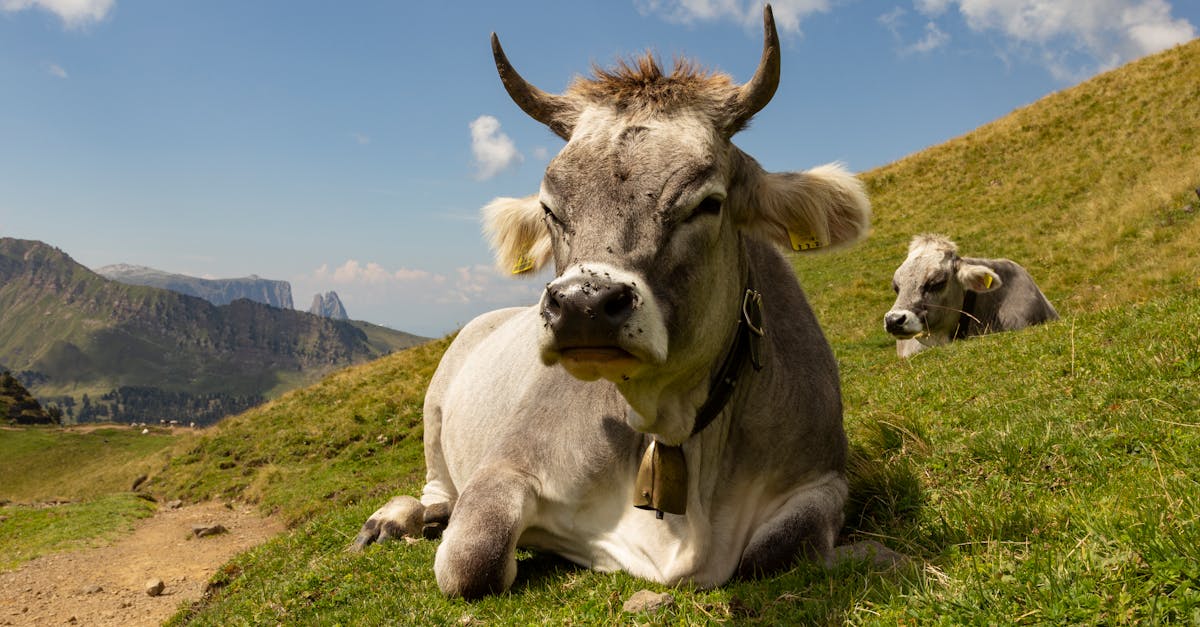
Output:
0 493 158 570
0 425 178 503
162 289 1200 625
145 336 451 526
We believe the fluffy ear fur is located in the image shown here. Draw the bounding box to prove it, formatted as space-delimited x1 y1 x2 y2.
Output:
958 263 1002 293
734 160 871 252
481 195 553 276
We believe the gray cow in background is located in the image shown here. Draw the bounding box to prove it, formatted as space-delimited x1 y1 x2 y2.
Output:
884 234 1058 357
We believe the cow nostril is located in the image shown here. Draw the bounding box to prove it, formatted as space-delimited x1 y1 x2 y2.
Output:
602 287 634 322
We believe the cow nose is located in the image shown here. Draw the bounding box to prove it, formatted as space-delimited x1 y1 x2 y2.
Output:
542 278 635 342
884 311 908 334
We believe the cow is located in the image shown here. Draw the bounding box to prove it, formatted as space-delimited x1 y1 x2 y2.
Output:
884 233 1059 357
352 6 874 598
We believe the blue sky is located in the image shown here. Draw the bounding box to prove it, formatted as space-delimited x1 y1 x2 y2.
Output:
2 0 1196 337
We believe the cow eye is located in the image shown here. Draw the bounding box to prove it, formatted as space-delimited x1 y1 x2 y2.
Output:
541 202 563 225
686 195 723 221
925 279 947 292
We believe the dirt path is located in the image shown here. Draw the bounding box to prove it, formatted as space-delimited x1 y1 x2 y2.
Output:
0 501 285 626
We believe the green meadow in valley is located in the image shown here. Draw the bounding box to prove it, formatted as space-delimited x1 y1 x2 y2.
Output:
3 34 1197 627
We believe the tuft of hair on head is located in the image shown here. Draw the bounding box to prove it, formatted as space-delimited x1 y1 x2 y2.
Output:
908 233 957 257
567 52 736 116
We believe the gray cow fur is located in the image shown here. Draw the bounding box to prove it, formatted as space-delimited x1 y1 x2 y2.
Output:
352 6 888 598
885 233 1059 357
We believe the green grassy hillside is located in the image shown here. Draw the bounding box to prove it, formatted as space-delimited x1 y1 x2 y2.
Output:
796 38 1199 350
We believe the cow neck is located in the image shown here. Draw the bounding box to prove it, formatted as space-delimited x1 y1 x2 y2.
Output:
953 290 978 340
633 265 765 520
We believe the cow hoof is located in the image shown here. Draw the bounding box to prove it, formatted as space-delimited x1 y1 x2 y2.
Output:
350 495 426 551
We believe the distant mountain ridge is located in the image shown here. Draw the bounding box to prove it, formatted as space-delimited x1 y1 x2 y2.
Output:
308 291 348 320
0 238 427 425
96 263 294 309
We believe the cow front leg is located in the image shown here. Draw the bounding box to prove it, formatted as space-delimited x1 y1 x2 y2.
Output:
736 476 847 579
434 466 537 599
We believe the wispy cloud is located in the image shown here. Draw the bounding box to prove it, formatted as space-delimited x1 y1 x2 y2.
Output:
915 0 1196 81
350 132 371 145
295 259 543 335
880 7 951 54
635 0 831 35
45 62 68 78
1 0 114 29
313 260 439 285
470 115 522 180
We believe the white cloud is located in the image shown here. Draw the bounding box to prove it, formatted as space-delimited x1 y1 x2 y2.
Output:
470 115 522 180
0 0 114 29
313 260 439 285
351 132 371 145
296 260 543 336
46 62 68 78
635 0 831 34
916 0 1196 80
880 8 950 54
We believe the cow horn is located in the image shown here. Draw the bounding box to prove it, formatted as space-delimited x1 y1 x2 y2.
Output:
729 4 780 131
491 33 573 139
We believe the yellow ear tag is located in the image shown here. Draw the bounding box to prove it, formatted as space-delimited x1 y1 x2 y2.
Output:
983 274 994 289
511 253 535 275
787 229 823 252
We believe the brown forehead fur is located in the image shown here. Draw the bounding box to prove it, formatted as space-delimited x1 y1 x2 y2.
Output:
566 53 739 121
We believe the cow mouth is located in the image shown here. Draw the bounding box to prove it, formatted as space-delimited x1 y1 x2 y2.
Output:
560 347 637 362
557 346 643 382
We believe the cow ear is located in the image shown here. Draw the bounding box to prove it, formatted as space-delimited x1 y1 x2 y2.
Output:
737 162 871 252
482 195 553 277
958 263 1002 293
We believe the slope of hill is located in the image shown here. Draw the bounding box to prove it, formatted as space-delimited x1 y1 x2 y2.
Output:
793 38 1199 349
0 370 54 424
96 264 295 309
0 238 427 424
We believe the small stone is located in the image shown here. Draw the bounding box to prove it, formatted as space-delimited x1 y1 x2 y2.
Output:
833 540 909 570
165 499 183 510
80 584 103 594
622 589 675 613
145 578 165 596
192 524 228 538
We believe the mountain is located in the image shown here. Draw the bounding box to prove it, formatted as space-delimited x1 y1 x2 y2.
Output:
0 238 428 425
1 370 55 425
307 291 348 320
95 264 294 309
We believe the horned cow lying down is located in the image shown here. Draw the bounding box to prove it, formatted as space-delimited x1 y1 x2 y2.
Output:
884 233 1059 358
353 6 881 598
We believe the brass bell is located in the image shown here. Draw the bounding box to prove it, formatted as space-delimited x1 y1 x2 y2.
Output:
633 440 688 518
